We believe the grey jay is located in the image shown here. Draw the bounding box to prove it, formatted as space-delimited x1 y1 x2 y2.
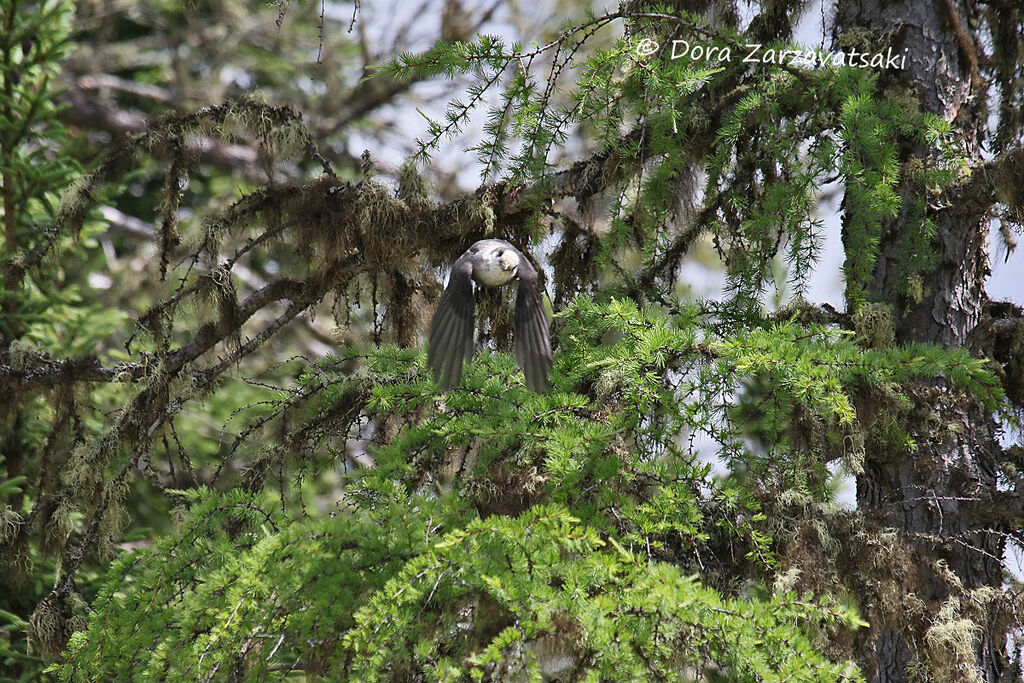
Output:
428 239 552 391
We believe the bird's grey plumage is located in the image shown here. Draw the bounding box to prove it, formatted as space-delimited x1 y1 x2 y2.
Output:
428 239 552 391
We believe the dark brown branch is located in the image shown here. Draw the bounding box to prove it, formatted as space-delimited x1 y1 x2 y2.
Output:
99 205 155 239
952 145 1024 218
2 123 687 395
60 85 263 171
76 74 181 106
0 357 147 388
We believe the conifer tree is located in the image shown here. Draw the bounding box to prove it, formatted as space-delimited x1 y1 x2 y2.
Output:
1 0 1022 681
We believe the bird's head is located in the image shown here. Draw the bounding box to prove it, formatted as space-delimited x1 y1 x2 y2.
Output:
469 239 520 287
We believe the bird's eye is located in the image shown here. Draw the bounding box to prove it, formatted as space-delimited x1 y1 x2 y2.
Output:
496 250 504 257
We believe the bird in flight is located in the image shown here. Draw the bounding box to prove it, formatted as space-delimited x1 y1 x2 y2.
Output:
428 239 552 392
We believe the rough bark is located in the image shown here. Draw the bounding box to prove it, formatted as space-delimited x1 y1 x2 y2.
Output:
835 1 1012 680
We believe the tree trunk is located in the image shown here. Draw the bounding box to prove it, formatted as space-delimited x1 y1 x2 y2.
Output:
835 1 1011 680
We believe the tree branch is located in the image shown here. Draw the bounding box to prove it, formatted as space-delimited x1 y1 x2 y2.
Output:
953 145 1024 218
60 84 265 172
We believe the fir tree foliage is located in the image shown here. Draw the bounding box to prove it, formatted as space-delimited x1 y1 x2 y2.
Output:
57 295 1007 679
0 0 112 671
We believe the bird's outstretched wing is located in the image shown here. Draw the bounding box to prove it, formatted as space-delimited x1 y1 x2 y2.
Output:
513 253 553 392
428 255 475 389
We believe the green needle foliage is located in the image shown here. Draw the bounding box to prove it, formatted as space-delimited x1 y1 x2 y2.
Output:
55 298 1005 679
0 0 108 674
